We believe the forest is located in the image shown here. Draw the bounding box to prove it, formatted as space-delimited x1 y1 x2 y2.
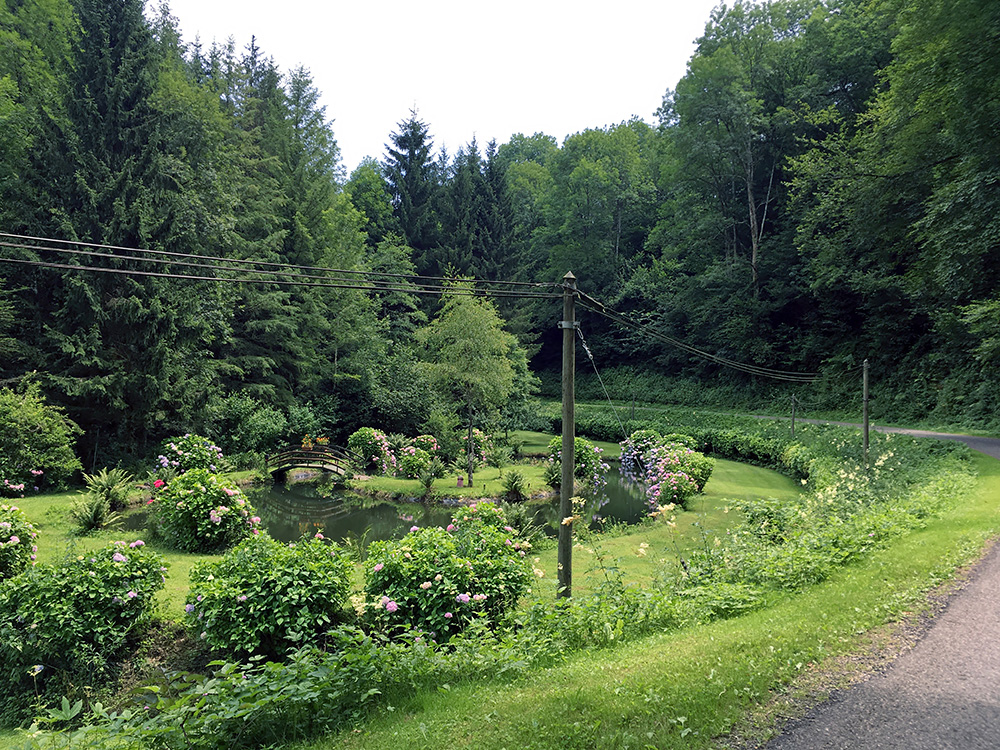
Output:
1 0 998 470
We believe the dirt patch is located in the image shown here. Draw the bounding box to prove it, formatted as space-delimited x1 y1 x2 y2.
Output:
716 545 992 750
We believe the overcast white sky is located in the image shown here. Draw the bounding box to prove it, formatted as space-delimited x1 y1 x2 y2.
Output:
159 0 722 174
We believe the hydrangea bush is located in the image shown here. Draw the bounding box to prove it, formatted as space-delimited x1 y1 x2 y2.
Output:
0 503 38 579
347 427 396 475
620 430 715 510
397 446 432 479
0 539 165 724
151 469 261 552
412 434 439 454
545 436 610 496
455 427 491 470
364 502 531 638
156 433 224 475
186 534 353 659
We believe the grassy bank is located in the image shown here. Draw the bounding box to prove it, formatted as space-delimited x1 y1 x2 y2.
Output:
289 450 999 750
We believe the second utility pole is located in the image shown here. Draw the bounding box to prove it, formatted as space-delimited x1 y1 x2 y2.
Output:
558 271 576 598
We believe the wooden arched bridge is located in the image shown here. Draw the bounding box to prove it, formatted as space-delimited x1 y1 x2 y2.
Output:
265 444 363 477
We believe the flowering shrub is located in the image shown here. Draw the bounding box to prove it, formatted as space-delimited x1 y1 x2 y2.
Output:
412 434 439 454
645 463 700 510
151 469 261 552
156 433 224 475
620 430 714 511
545 436 609 496
0 382 81 495
0 503 38 579
458 428 491 468
364 502 531 638
347 427 396 475
186 534 353 659
0 539 165 723
397 446 432 479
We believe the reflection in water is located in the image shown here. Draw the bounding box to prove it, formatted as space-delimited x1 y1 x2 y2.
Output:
247 475 455 544
249 465 650 544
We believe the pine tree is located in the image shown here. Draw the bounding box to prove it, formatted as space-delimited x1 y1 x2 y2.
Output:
384 110 439 270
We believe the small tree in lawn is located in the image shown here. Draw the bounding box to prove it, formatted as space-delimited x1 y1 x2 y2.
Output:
416 281 528 487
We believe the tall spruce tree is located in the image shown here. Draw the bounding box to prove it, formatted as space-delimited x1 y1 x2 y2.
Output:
384 110 439 272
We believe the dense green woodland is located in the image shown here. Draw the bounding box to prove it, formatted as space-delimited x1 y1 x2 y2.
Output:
1 0 998 468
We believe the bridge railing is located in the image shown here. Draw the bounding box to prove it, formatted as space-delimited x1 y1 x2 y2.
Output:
265 444 364 474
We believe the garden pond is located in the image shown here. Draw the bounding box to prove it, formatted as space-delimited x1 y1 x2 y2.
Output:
246 465 649 544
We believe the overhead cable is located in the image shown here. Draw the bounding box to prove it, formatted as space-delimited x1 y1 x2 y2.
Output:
576 290 820 383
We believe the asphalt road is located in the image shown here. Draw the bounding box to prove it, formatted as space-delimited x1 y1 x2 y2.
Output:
764 426 1000 750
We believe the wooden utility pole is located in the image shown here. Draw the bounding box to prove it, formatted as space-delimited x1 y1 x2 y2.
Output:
791 394 796 437
558 272 576 599
862 359 870 466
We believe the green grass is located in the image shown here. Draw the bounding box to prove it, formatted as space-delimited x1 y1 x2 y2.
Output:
527 457 801 598
511 429 621 459
282 451 1000 750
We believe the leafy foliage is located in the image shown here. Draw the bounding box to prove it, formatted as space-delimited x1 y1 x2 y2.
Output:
186 534 353 659
396 446 431 479
0 502 38 580
544 436 609 496
151 469 261 553
0 382 81 494
0 539 165 725
81 467 134 512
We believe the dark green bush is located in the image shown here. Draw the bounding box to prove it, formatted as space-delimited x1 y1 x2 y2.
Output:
0 539 165 725
186 534 353 659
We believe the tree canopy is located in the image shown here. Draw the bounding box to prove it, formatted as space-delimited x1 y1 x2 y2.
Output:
2 0 999 469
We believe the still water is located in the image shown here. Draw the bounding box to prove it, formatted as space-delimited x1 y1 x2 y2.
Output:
249 465 651 544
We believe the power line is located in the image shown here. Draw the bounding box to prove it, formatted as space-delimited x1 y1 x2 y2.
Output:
0 235 562 299
575 290 820 383
0 255 561 299
0 240 488 296
0 232 558 291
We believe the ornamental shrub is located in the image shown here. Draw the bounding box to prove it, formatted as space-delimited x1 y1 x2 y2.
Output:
347 427 396 475
155 433 225 475
544 436 609 496
620 430 714 510
0 503 38 579
186 534 353 659
0 381 81 495
458 427 491 468
364 502 532 639
397 446 432 479
412 434 439 454
0 539 165 725
151 469 261 553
